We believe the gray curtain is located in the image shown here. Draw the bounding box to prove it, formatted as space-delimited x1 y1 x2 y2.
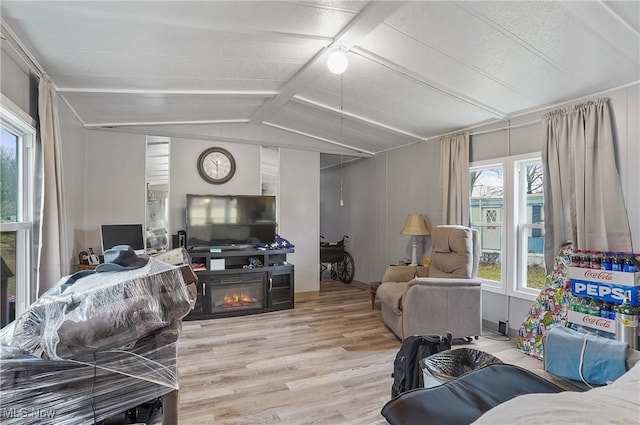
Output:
37 76 69 294
542 98 632 272
439 133 470 225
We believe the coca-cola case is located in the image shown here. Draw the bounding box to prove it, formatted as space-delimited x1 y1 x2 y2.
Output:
567 310 615 333
569 267 640 306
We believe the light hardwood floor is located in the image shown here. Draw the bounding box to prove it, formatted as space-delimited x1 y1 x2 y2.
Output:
175 280 550 425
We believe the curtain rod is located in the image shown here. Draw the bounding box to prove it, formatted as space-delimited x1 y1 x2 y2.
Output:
467 118 541 137
1 20 45 78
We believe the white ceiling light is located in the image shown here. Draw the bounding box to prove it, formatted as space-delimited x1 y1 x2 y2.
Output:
327 48 348 74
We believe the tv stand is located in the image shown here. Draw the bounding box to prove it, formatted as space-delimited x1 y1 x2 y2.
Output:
189 244 254 252
218 244 252 251
185 248 294 320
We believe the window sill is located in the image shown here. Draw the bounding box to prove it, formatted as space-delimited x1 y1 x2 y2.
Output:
480 283 506 295
507 289 539 302
481 285 540 302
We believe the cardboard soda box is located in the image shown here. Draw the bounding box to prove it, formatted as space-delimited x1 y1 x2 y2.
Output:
569 267 640 306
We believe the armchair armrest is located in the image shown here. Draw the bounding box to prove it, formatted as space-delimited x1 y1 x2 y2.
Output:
382 266 429 283
406 277 482 288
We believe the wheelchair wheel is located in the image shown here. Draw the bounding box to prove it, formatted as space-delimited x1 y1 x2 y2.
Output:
338 251 355 284
330 267 338 280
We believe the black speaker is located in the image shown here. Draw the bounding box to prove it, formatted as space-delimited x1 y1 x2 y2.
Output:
172 231 186 249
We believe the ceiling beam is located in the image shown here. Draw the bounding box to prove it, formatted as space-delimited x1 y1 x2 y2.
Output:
94 126 371 158
84 119 249 129
292 95 429 142
249 1 406 124
262 121 375 156
57 88 277 96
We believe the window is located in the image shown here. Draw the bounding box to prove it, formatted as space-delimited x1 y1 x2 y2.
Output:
1 104 36 325
470 164 504 287
515 159 545 294
470 154 545 299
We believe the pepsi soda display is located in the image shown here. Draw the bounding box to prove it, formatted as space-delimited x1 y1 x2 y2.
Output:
571 250 638 272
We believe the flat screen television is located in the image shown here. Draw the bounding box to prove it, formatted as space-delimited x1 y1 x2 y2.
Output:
100 224 145 254
186 194 277 250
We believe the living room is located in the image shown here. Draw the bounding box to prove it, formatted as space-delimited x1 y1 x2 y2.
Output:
1 1 639 424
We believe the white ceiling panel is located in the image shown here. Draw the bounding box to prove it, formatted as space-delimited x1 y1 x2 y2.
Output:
301 53 498 137
603 0 640 33
356 24 535 113
383 2 596 105
3 1 361 39
63 93 265 125
270 101 430 153
42 48 303 89
1 0 638 161
463 2 640 90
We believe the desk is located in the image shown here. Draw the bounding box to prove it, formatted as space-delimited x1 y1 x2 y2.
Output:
74 264 97 272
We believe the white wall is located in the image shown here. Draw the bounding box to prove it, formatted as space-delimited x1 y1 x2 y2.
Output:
320 140 441 284
82 130 147 251
60 128 320 297
320 84 640 333
279 148 320 295
0 49 35 116
168 139 261 236
58 100 88 266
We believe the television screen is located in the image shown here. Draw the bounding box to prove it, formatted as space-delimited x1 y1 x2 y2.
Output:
186 195 277 249
101 224 145 254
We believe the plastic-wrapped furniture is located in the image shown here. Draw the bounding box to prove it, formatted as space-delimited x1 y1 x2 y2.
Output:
376 225 482 340
0 249 196 425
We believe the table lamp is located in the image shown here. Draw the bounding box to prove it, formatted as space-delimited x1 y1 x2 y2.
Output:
401 214 430 266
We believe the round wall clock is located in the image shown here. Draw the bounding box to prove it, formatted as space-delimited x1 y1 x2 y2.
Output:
197 147 236 184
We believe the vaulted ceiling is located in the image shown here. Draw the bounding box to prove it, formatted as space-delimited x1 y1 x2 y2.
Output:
2 1 639 168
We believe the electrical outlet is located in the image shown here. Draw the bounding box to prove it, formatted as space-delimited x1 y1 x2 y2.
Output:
498 320 508 336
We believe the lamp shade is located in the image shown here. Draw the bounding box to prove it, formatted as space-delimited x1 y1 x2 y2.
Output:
400 214 430 236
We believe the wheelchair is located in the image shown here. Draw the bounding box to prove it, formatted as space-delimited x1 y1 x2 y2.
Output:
320 235 355 284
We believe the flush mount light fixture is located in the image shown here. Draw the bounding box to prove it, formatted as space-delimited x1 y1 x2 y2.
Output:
327 48 348 74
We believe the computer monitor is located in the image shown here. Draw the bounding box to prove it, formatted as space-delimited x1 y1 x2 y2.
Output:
100 224 145 254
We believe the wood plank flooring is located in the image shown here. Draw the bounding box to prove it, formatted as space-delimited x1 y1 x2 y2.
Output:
175 280 550 425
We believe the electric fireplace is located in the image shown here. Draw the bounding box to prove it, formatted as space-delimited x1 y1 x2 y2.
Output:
207 276 265 314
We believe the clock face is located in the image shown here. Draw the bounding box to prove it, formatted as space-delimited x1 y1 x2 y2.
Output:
197 147 236 184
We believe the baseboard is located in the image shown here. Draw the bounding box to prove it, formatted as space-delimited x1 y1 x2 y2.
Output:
295 291 319 303
350 280 369 290
482 319 518 338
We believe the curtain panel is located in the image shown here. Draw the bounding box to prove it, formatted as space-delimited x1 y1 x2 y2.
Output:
542 98 632 272
439 133 470 225
37 76 69 294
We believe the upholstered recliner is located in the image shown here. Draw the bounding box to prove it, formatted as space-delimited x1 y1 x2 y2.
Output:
376 225 482 340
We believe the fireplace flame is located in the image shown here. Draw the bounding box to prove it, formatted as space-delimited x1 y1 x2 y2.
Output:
222 293 255 305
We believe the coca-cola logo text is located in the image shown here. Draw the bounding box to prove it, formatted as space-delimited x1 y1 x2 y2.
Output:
584 270 614 281
582 315 612 329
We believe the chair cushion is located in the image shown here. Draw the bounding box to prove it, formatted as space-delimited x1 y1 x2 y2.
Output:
430 226 474 278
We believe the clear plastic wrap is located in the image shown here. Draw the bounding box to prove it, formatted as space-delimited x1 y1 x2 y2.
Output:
0 256 194 424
